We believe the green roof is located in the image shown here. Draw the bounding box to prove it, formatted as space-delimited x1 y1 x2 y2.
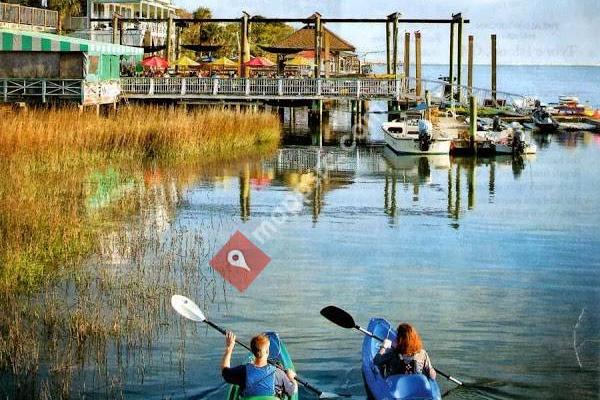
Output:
0 28 143 56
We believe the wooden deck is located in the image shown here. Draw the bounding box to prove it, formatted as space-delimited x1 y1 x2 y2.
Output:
121 77 430 101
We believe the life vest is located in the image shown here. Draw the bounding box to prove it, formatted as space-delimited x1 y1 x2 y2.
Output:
243 364 276 398
397 355 418 375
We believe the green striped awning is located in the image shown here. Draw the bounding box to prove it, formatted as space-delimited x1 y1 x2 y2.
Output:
0 28 143 56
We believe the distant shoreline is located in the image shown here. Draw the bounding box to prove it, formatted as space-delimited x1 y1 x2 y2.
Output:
369 63 600 67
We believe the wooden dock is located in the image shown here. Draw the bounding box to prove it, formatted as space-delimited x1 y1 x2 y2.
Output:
122 76 426 101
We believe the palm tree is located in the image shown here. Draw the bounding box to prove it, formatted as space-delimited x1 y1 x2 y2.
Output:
48 0 81 32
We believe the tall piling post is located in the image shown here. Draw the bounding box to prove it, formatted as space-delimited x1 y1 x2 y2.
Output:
491 34 497 102
391 13 398 76
457 13 463 101
469 95 478 152
313 13 322 78
385 20 391 74
467 35 474 96
403 32 410 80
240 12 250 77
415 31 422 98
448 18 455 102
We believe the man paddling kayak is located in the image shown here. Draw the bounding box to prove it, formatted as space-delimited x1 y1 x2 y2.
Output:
373 323 437 380
222 331 298 398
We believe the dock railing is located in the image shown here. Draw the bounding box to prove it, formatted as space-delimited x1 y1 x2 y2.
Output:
0 2 58 29
1 78 82 103
121 77 411 100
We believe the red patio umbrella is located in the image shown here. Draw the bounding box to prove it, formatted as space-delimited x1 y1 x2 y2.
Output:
244 56 275 67
141 56 169 69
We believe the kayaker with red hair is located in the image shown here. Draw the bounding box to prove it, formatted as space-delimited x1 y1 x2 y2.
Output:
373 323 437 380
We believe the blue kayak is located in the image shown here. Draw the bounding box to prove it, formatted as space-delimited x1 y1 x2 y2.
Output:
362 318 442 400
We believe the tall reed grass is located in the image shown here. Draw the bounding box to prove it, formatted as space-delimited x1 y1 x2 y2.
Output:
1 105 280 160
0 105 280 398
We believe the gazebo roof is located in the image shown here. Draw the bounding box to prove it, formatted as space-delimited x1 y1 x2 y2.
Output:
260 25 356 54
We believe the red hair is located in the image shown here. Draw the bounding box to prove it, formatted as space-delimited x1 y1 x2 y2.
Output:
396 323 423 355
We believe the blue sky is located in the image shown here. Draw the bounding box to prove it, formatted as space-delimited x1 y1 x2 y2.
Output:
172 0 599 65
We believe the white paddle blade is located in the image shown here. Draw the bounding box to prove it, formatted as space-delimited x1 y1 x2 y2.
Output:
171 295 206 322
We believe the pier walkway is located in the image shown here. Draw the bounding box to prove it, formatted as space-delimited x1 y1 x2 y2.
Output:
121 76 439 102
121 76 527 110
1 75 528 111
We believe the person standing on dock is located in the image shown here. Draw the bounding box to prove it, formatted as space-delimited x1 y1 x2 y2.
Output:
221 331 298 398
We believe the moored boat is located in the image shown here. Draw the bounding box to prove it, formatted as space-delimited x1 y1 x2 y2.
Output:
532 107 559 132
382 115 451 155
227 332 299 400
362 318 441 400
487 125 537 155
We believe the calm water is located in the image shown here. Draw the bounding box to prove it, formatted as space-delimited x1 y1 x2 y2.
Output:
6 66 600 399
399 64 600 108
78 129 600 399
374 65 600 108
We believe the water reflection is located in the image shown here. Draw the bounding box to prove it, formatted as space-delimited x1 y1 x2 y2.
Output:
209 146 540 228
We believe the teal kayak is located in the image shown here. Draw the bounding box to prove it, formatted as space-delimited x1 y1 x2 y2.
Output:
226 332 299 400
362 318 442 400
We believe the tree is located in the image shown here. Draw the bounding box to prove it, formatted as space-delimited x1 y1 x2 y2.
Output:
177 7 294 61
249 17 294 60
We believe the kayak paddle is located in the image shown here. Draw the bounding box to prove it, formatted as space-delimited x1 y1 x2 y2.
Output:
171 295 349 399
320 305 463 386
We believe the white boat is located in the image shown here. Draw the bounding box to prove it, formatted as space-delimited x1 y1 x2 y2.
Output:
486 126 537 155
381 115 451 155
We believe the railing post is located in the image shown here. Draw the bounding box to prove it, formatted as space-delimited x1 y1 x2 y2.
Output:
245 78 250 96
41 79 46 103
356 79 361 99
278 78 283 96
181 78 186 95
3 79 7 102
149 78 154 95
317 78 322 96
213 77 218 95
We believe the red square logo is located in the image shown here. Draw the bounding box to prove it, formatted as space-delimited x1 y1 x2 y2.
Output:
209 230 271 292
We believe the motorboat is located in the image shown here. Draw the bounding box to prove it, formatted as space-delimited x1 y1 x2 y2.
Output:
382 113 451 155
486 123 537 155
532 107 559 133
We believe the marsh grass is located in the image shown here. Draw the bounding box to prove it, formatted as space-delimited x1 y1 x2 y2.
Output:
0 105 280 398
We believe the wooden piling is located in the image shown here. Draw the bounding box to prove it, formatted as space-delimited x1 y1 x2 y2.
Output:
467 35 473 96
457 14 463 100
313 13 322 77
469 95 477 151
491 34 497 101
415 31 422 97
324 27 330 78
385 21 391 74
391 13 398 76
240 12 250 77
403 32 410 79
448 19 454 93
